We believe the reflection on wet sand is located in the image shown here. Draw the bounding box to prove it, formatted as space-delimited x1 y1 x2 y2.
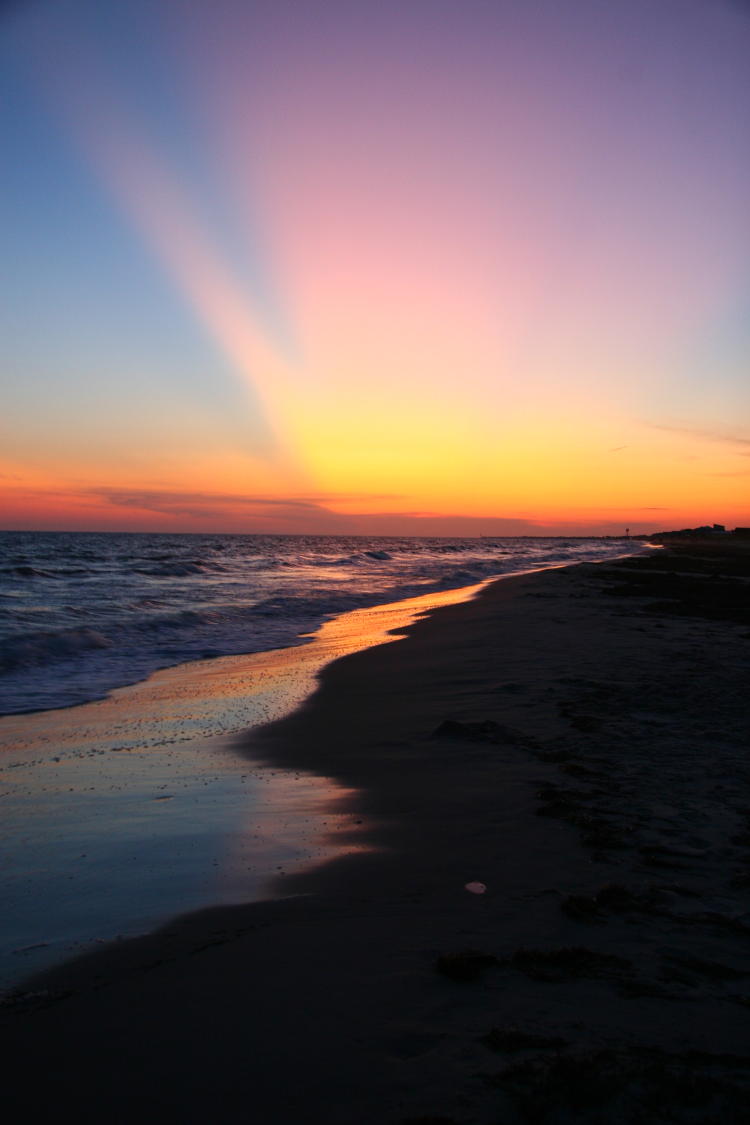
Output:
0 580 488 986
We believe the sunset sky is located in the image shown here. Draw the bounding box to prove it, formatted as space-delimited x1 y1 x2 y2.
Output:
2 0 748 535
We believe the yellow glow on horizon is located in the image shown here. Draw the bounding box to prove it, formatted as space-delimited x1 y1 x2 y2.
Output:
4 4 748 537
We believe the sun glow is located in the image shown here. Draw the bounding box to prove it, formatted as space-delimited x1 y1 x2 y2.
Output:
1 0 749 534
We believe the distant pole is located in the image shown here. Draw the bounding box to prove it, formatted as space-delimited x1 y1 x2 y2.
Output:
625 527 630 538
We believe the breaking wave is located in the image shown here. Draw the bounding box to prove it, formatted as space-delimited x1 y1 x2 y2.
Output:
0 531 645 715
1 627 112 673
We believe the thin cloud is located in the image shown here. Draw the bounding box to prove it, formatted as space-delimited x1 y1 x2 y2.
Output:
90 492 547 533
92 487 403 509
97 489 321 510
90 488 334 522
647 422 750 449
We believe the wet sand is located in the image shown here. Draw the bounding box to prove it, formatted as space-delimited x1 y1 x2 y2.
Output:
2 543 749 1123
0 582 488 984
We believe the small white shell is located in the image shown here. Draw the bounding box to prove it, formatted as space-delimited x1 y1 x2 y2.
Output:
464 881 487 894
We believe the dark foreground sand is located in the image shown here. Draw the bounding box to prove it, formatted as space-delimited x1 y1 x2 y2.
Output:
2 543 749 1124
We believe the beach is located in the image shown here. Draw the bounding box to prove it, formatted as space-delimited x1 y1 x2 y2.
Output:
2 542 749 1123
0 577 492 984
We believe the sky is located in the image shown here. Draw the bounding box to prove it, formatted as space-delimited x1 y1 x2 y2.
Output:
1 0 748 535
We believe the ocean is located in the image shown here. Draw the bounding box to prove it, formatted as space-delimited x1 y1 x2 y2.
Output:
0 531 648 984
0 532 643 716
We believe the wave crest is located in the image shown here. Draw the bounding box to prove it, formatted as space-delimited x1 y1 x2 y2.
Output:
1 627 112 673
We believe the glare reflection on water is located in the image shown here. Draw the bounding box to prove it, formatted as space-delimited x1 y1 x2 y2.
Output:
0 580 488 987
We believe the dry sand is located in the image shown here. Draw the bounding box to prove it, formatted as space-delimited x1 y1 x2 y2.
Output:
2 543 749 1123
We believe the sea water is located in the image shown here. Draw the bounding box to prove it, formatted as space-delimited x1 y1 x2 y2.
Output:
0 532 641 716
0 532 645 985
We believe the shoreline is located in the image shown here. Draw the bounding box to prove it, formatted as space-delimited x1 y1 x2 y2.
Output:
2 543 749 1122
0 578 497 986
1 562 606 986
0 537 640 723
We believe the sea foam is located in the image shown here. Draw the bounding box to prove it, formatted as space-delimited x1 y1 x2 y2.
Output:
0 532 644 715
